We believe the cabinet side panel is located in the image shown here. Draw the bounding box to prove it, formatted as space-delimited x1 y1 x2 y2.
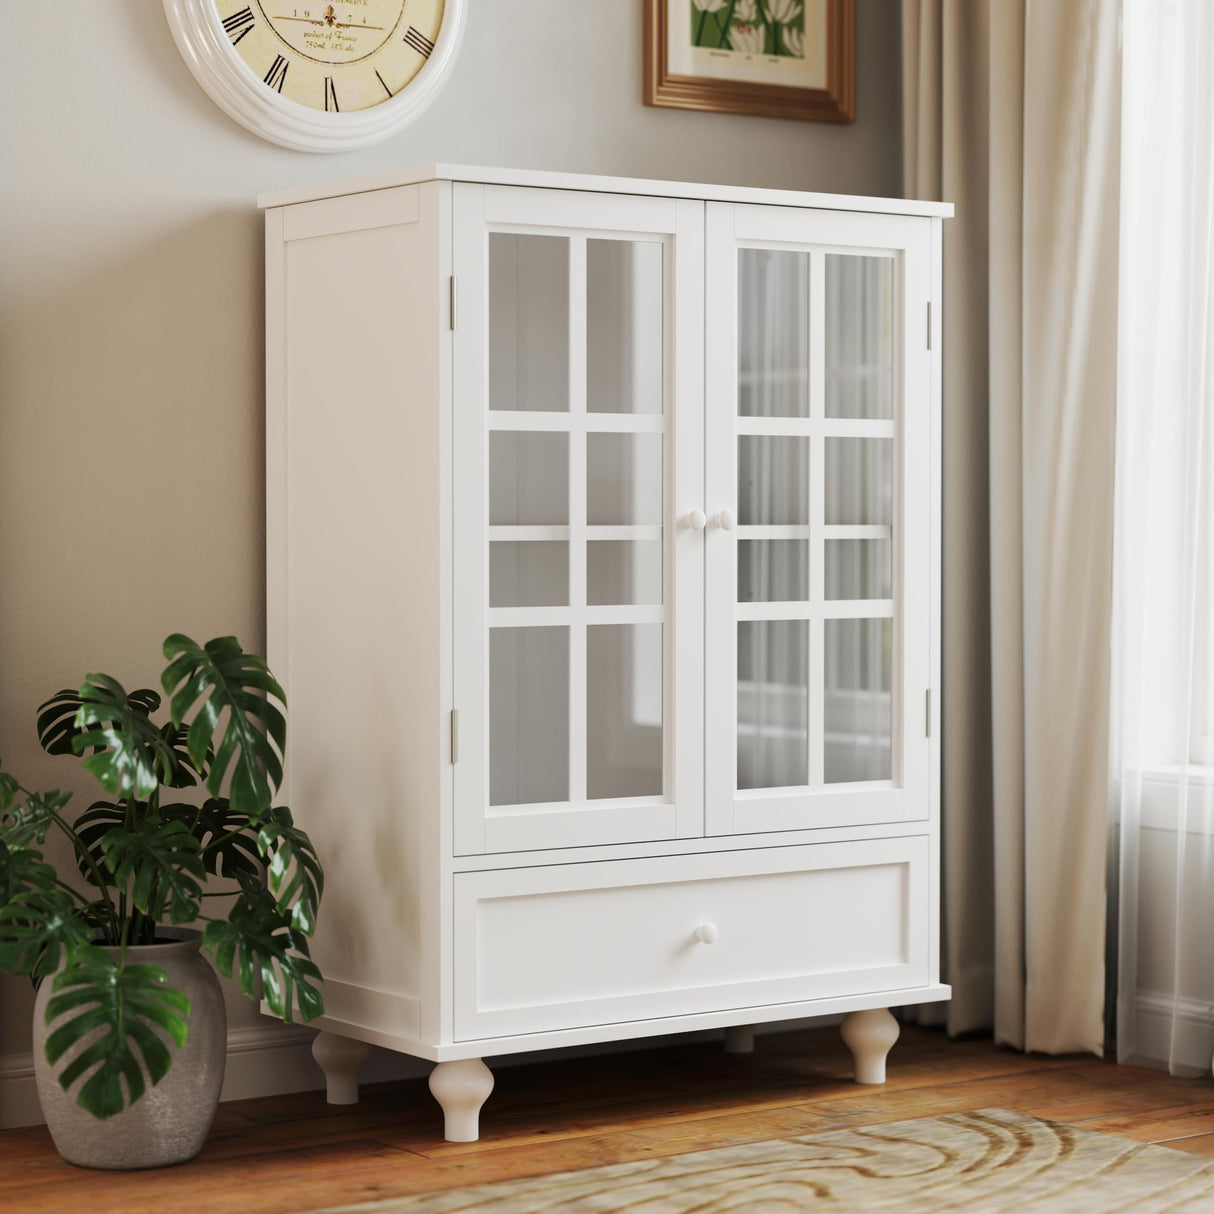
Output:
269 186 441 1028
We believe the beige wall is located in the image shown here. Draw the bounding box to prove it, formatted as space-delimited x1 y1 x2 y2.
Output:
0 0 902 1121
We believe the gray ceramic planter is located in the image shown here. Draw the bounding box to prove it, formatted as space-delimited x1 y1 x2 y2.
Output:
33 928 226 1169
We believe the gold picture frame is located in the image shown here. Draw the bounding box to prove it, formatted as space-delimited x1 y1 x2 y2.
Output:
644 0 855 123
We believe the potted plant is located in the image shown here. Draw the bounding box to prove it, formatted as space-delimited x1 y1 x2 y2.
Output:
0 633 324 1169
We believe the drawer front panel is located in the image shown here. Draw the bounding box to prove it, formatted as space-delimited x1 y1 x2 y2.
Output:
454 838 929 1041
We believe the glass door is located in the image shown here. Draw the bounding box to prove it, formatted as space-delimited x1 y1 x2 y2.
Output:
705 203 932 835
453 185 704 855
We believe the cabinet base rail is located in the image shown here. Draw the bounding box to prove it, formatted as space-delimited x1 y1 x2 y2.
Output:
311 1010 904 1142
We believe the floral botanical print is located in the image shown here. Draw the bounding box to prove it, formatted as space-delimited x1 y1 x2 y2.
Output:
690 0 806 58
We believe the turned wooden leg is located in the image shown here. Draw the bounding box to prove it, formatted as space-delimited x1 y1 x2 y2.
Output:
724 1025 755 1054
429 1058 494 1143
840 1008 900 1084
311 1031 372 1105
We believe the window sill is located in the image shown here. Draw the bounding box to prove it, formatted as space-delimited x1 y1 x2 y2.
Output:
1115 764 1214 832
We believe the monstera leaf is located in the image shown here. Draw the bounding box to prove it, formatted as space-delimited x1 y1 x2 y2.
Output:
153 719 211 790
161 798 262 885
72 676 180 801
1 788 72 850
44 948 190 1120
70 801 125 887
99 818 205 925
161 635 286 815
257 807 323 935
0 767 18 813
38 687 161 758
203 890 323 1023
0 871 94 979
0 841 54 909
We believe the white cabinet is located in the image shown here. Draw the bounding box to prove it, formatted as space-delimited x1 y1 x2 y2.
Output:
262 165 951 1142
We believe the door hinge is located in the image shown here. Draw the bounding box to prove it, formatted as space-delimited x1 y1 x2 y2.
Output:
926 301 932 350
926 689 933 737
449 276 457 330
450 709 459 763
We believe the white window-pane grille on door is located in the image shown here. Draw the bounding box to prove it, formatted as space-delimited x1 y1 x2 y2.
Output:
734 251 897 795
707 219 914 835
454 185 706 856
484 229 670 822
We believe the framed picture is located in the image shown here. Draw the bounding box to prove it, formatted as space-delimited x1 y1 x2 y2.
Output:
644 0 855 123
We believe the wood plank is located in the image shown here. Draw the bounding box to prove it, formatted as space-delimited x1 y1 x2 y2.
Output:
623 1105 838 1150
1156 1133 1214 1159
0 1138 427 1212
384 1090 840 1159
1078 1104 1214 1144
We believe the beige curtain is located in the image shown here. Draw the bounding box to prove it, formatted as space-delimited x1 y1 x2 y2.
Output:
902 0 1120 1053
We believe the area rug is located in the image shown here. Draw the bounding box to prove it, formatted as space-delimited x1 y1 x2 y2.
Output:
312 1108 1214 1213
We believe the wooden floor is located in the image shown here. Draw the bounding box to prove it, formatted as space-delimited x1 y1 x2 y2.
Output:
4 1024 1214 1212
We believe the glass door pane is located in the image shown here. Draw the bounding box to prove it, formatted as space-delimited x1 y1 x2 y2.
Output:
738 619 808 789
825 539 892 600
825 254 895 419
490 234 569 413
824 617 892 783
490 542 569 608
739 249 809 417
738 436 809 525
490 627 570 805
587 623 663 799
588 240 663 414
588 541 663 605
739 540 808 602
490 431 569 524
825 437 893 525
587 433 663 524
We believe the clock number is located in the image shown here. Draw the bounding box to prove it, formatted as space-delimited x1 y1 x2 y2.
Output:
222 6 256 46
324 76 340 111
404 26 435 59
264 55 289 93
374 70 394 99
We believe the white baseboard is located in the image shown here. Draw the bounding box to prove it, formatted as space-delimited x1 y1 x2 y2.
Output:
1121 990 1214 1077
0 1050 40 1130
0 1023 342 1131
1 1013 843 1131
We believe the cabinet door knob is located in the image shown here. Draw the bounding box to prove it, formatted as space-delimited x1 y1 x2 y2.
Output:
681 509 707 532
713 509 737 531
695 923 719 944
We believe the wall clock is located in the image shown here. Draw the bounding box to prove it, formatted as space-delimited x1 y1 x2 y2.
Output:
164 1 467 152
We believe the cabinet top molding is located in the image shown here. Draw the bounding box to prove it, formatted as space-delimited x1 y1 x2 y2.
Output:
257 163 955 218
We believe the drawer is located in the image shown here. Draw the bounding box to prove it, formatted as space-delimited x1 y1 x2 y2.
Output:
453 838 929 1041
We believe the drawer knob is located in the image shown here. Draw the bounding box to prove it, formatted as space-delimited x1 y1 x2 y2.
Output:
713 509 737 531
681 509 707 532
695 923 719 945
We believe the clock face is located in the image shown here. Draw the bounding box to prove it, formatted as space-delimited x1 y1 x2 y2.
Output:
214 1 446 113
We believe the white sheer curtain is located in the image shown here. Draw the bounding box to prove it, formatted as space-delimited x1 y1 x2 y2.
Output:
1113 0 1214 1075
